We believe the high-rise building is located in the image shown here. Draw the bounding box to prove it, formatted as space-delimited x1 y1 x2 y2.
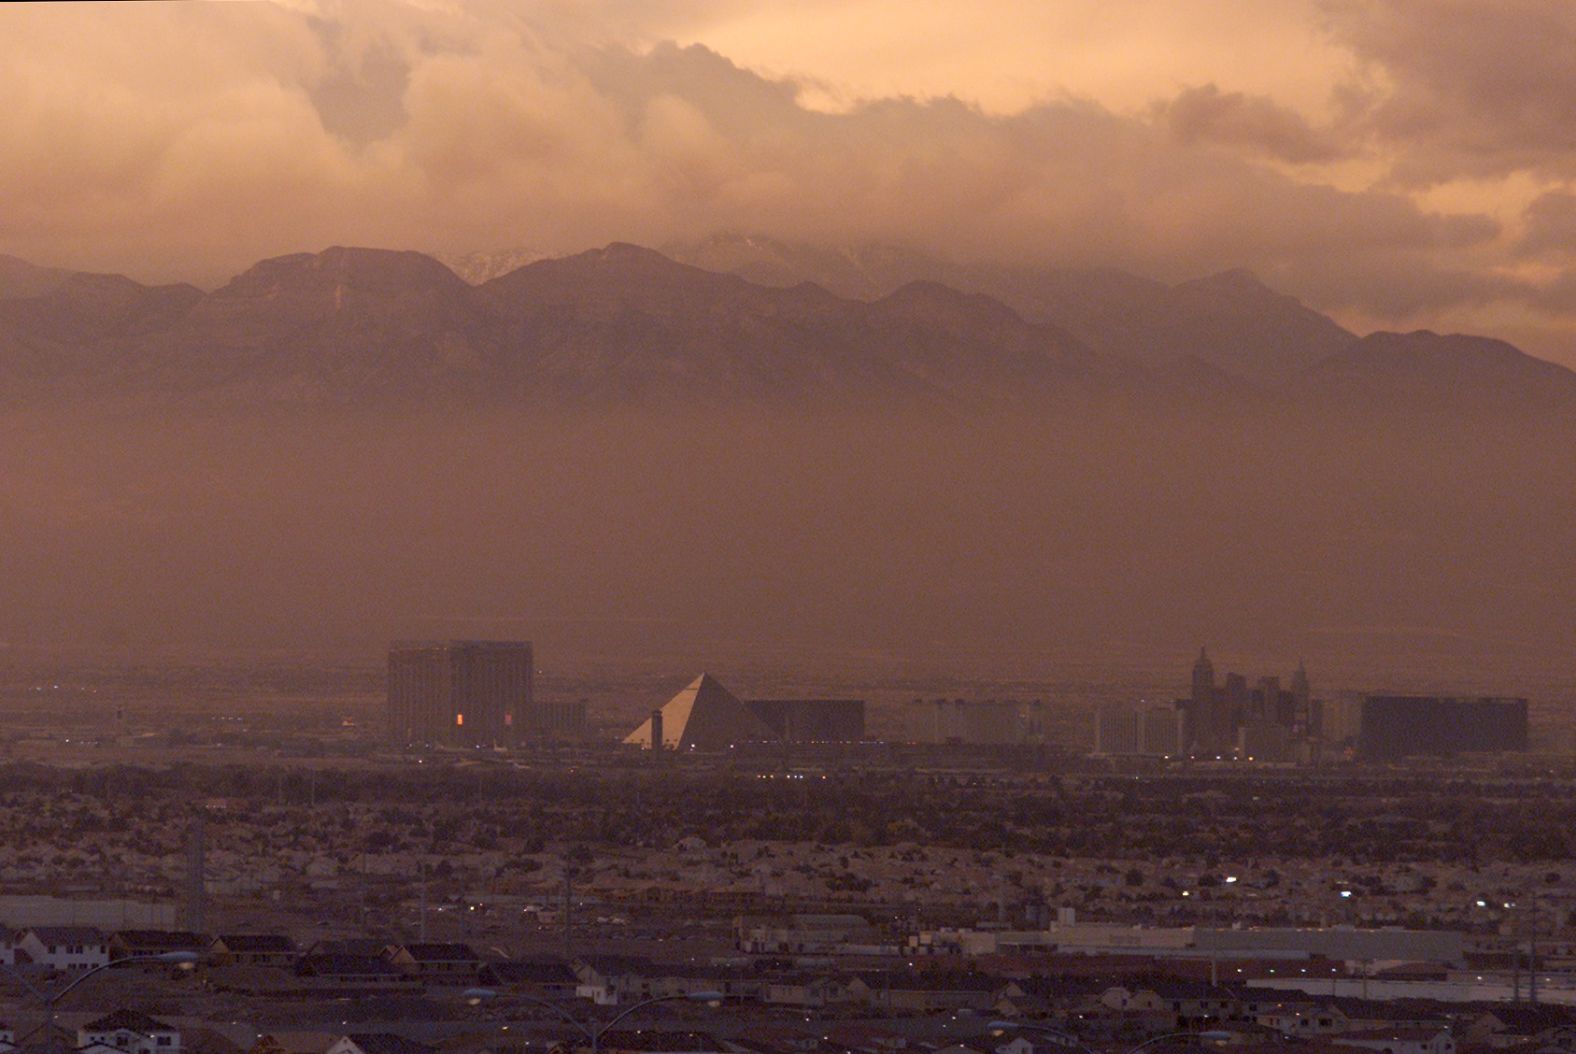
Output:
1255 676 1283 722
1191 647 1215 707
1290 661 1312 733
1177 650 1321 759
1238 717 1293 763
1094 703 1141 755
1356 695 1528 760
906 698 1043 745
387 640 533 748
744 698 866 742
1140 705 1184 757
1093 703 1182 757
1186 647 1245 755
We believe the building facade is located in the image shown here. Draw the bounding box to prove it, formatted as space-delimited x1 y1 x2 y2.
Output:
1094 704 1141 755
1355 695 1528 760
386 640 533 748
906 698 1044 745
744 699 866 742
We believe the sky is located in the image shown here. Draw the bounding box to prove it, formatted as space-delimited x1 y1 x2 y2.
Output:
4 0 1576 368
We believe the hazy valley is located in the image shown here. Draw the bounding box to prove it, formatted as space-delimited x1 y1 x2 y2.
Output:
0 242 1571 683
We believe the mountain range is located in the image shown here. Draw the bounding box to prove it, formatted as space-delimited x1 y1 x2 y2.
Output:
3 241 1574 415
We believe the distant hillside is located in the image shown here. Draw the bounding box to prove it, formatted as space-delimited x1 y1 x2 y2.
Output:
474 244 1099 405
0 244 1097 407
115 246 487 397
0 253 74 299
0 267 202 387
1 241 1574 419
666 233 1358 387
1293 330 1576 413
431 246 555 285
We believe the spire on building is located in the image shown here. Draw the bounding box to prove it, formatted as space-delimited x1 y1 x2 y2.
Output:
1192 647 1214 686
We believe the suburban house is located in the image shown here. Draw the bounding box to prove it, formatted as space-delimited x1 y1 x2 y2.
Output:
844 971 1000 1013
76 1009 181 1054
1332 1029 1458 1054
1464 1008 1576 1049
295 954 418 994
1101 982 1241 1024
210 935 298 969
16 927 110 971
574 955 660 1004
108 931 209 962
476 958 581 999
382 942 482 985
325 1035 435 1054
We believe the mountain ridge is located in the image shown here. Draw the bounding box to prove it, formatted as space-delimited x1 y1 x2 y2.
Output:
664 232 1362 387
0 242 1572 414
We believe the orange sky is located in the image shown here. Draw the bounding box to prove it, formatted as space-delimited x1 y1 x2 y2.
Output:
3 0 1575 367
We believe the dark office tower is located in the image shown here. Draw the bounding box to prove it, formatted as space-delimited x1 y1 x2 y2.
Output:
387 640 534 748
1222 672 1249 723
1290 661 1311 732
744 699 866 742
1256 677 1281 722
1357 696 1529 760
1184 647 1226 753
1192 647 1215 706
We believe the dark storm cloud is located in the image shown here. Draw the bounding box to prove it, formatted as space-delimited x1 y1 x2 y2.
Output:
1156 83 1351 164
1516 191 1576 258
1322 0 1576 184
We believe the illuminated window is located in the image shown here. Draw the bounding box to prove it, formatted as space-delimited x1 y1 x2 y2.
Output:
456 713 464 726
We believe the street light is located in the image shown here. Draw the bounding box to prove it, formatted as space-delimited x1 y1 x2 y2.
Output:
463 987 727 1054
987 1021 1233 1054
2 952 199 1052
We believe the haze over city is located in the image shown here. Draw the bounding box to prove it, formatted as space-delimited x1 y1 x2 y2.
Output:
1 1 1573 684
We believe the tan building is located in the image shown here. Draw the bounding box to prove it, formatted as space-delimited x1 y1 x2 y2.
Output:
386 640 533 748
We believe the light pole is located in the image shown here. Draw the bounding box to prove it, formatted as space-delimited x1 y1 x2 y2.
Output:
987 1021 1233 1054
464 987 726 1054
2 951 199 1052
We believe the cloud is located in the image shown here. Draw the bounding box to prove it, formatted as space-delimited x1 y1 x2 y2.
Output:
1321 0 1576 184
1273 251 1532 320
1517 191 1576 258
0 3 1497 300
6 0 1570 364
1526 271 1576 314
1156 83 1351 164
